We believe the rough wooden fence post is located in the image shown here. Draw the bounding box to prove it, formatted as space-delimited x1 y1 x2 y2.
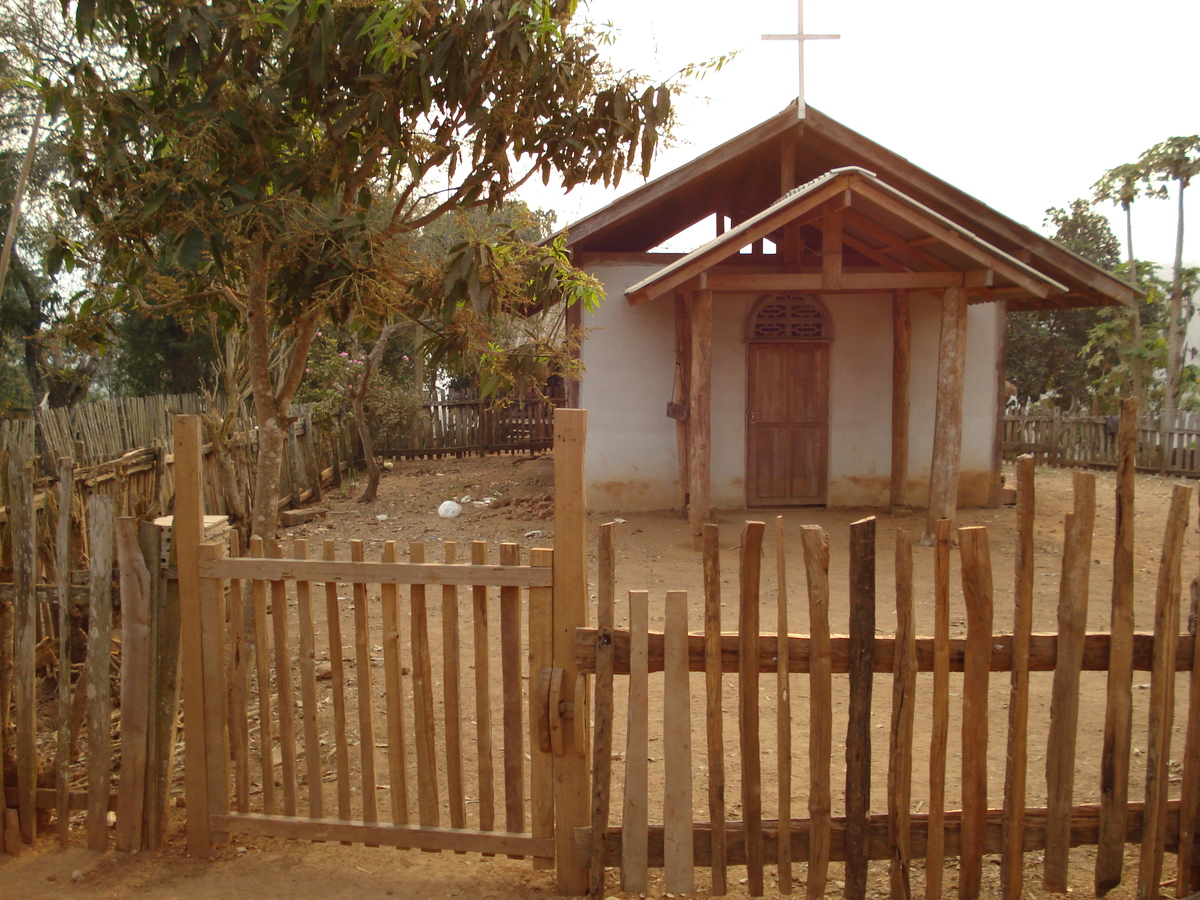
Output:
174 415 212 855
846 516 876 900
7 424 37 846
86 495 115 852
552 407 589 894
739 520 767 897
1097 399 1137 896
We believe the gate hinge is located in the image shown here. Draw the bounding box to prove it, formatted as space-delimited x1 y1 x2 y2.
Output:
535 667 589 757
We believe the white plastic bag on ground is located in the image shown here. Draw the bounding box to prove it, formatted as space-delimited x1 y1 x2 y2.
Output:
438 500 462 519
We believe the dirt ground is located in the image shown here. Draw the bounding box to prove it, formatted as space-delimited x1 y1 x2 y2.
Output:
2 454 1198 899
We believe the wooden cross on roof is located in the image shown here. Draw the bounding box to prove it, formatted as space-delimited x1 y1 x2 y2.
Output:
762 0 840 120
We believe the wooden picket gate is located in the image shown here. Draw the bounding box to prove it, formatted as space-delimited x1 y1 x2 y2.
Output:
578 455 1200 898
174 410 594 893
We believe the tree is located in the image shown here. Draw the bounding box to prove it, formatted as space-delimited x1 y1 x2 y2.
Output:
58 0 684 539
1097 137 1200 442
1006 200 1121 409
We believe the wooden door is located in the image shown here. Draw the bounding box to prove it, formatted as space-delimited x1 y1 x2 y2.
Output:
746 342 829 505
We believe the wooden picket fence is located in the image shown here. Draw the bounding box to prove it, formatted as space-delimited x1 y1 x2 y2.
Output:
578 405 1200 898
1002 407 1200 475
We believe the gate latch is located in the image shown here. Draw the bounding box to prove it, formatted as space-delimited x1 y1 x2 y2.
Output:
535 667 589 757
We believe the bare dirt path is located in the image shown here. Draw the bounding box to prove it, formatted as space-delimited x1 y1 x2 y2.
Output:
2 455 1195 899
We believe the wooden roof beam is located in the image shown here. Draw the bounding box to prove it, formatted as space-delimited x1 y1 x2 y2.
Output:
703 270 995 293
851 183 1062 298
843 209 954 272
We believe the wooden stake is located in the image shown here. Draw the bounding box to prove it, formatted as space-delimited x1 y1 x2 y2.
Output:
1179 552 1200 896
271 540 299 817
115 518 152 852
801 525 832 900
323 540 351 824
7 429 37 847
471 541 494 836
703 523 728 895
380 541 409 825
740 520 767 896
54 458 72 848
663 590 695 894
889 531 916 900
927 518 952 900
86 495 114 851
622 589 650 893
776 517 793 895
529 547 555 871
1044 472 1096 891
294 539 325 819
1098 399 1137 897
442 542 465 834
251 537 276 816
589 523 616 899
1137 484 1191 900
1002 457 1035 900
409 541 440 828
925 286 968 540
499 541 524 841
846 516 876 900
959 526 993 900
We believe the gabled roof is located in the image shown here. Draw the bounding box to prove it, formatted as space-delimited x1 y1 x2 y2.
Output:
625 167 1069 306
564 103 1137 311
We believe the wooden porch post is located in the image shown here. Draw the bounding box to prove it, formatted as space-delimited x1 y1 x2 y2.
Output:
890 289 911 512
565 300 583 409
552 408 589 893
924 287 968 541
988 302 1007 507
688 289 714 546
674 292 692 516
174 415 212 855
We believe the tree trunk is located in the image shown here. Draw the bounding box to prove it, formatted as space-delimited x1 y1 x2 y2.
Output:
250 414 288 543
353 324 396 504
1122 205 1146 412
1160 179 1189 474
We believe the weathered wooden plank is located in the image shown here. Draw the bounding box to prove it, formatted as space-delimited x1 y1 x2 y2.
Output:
322 540 351 823
528 547 555 869
589 524 616 899
1045 473 1096 891
293 540 324 819
702 523 727 895
663 590 694 894
846 516 876 900
1138 485 1191 900
471 541 494 837
213 813 555 857
200 557 552 588
380 541 408 826
197 539 230 842
889 531 916 900
622 589 650 892
270 541 299 817
442 542 466 836
409 541 440 828
1179 567 1200 897
115 518 152 852
740 520 767 897
252 538 276 816
1002 458 1035 900
226 531 250 818
958 526 993 900
552 407 591 895
86 495 114 851
499 541 524 843
802 525 832 900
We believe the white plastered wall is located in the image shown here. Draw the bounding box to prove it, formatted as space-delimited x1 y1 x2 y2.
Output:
581 263 1002 512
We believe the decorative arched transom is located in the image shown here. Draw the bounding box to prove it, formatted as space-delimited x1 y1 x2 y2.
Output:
747 294 832 341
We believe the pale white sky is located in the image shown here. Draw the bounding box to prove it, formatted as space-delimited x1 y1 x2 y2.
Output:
519 0 1199 267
